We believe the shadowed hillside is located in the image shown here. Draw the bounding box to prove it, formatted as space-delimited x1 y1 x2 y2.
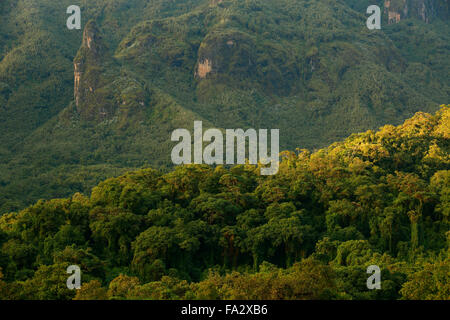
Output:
0 0 448 213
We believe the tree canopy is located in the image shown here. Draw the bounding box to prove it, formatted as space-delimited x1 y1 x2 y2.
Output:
0 106 448 300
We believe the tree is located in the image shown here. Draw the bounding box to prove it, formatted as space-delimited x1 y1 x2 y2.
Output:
131 226 175 281
90 209 145 264
74 280 108 300
107 274 140 300
400 260 450 300
21 263 75 300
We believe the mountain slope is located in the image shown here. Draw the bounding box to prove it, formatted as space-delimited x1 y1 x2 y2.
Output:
0 0 449 212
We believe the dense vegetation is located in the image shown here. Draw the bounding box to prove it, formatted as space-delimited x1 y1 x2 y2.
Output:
0 0 449 213
0 106 448 300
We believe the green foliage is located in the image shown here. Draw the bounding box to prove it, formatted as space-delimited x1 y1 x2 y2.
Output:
0 106 448 300
400 260 450 300
0 0 449 213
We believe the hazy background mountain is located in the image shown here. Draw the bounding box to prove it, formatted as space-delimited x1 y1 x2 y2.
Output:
0 0 448 212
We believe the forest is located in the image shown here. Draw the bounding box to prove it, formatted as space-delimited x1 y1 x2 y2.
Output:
0 105 448 300
1 0 449 213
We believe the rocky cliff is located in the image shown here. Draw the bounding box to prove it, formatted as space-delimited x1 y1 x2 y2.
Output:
73 20 150 123
73 20 114 121
383 0 449 24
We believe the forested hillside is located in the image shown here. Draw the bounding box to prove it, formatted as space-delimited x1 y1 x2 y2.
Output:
0 0 449 213
0 106 448 300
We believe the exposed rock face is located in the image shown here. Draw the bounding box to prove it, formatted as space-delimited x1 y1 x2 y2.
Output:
384 0 405 24
196 59 213 79
210 0 223 6
74 62 82 107
195 30 256 81
81 21 104 56
73 20 149 123
73 20 113 121
384 0 448 24
194 28 300 96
